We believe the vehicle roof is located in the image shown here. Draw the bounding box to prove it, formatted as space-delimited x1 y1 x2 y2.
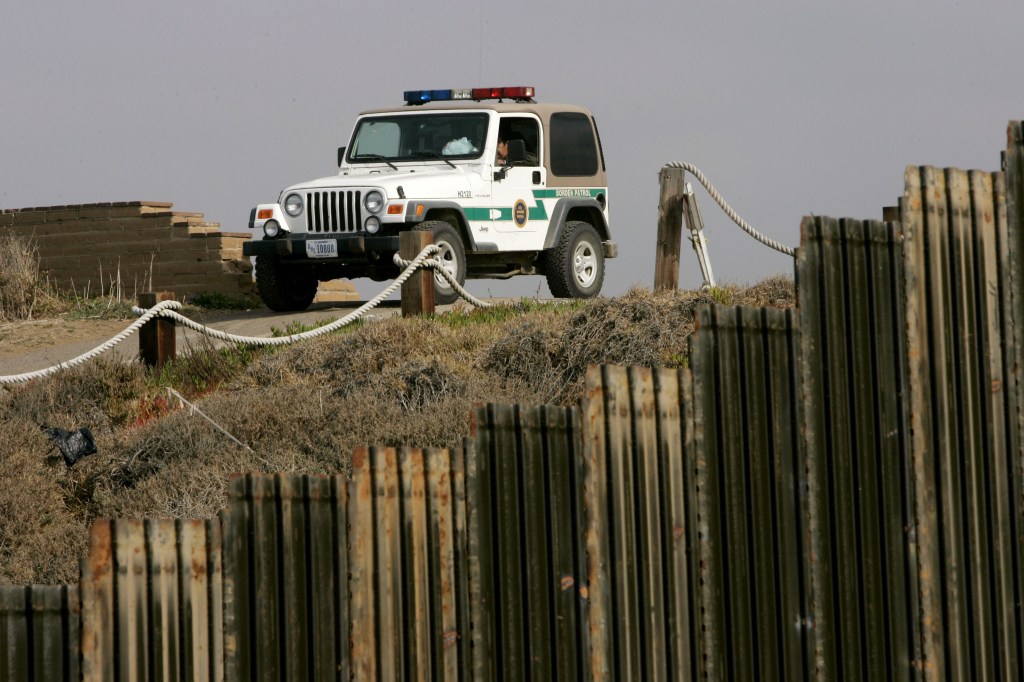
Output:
357 101 595 118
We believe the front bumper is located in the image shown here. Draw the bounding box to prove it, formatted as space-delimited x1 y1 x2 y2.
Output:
243 234 401 259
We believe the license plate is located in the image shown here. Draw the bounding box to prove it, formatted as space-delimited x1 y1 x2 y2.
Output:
306 239 338 258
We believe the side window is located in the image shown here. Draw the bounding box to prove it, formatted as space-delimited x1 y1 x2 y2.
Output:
550 112 598 176
498 116 540 166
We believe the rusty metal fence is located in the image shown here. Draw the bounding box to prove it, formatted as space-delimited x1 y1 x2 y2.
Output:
79 519 224 682
581 365 698 681
690 306 809 681
468 404 589 681
0 585 80 682
4 122 1024 680
220 448 471 681
900 163 1023 680
798 217 919 681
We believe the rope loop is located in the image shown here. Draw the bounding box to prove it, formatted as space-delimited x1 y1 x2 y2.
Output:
392 252 493 309
664 161 795 257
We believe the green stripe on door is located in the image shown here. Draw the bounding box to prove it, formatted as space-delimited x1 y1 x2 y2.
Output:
531 188 606 199
459 188 606 222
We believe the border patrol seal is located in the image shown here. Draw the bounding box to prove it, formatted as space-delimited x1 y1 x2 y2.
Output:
513 199 528 228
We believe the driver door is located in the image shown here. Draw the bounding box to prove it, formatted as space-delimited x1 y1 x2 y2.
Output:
490 116 545 249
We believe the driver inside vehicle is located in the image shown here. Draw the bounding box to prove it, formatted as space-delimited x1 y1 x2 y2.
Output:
496 131 538 166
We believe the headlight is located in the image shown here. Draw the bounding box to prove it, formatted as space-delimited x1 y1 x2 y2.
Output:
364 190 384 214
284 193 303 217
263 220 281 238
364 216 381 234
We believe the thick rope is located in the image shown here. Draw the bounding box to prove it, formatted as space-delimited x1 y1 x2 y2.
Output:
664 161 795 257
392 254 494 308
0 301 185 385
0 244 478 386
138 245 443 347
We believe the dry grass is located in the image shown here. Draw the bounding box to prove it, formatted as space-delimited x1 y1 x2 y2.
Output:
0 234 45 322
0 277 795 584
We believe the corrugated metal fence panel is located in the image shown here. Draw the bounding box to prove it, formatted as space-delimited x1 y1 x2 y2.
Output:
222 472 350 681
222 453 470 682
995 129 1024 682
798 217 920 681
1003 120 1024 682
350 446 470 681
469 403 589 682
580 365 698 682
79 518 223 682
689 305 811 681
903 164 1023 681
0 584 80 682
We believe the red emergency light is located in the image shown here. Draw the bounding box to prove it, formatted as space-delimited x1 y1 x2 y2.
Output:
404 86 536 105
471 86 535 101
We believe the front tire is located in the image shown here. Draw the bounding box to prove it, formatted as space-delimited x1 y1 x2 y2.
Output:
416 221 466 305
545 221 604 298
255 255 318 312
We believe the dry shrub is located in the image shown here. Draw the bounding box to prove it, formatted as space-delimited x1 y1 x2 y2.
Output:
282 317 471 384
546 288 698 402
158 336 263 395
733 274 796 308
0 278 797 583
483 288 693 403
560 280 794 402
481 322 553 391
375 359 468 412
0 233 44 322
3 357 148 432
0 417 89 584
103 408 259 520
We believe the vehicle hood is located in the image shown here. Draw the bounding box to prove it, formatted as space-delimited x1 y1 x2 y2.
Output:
282 164 484 198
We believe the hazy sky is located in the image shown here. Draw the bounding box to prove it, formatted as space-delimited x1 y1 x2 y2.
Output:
3 0 1023 298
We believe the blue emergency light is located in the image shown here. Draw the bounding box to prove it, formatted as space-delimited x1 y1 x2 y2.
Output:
403 86 535 105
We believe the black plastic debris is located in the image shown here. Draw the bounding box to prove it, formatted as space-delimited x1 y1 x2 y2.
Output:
41 426 97 467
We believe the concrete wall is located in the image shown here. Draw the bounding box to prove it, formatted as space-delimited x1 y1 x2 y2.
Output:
0 201 255 300
0 200 361 304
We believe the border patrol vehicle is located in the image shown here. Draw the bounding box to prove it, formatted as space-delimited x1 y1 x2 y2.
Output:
245 86 616 310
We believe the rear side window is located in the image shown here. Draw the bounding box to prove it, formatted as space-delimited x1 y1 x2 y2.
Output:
550 112 598 176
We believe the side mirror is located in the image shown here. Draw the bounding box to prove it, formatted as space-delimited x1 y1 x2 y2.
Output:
507 139 526 164
337 146 347 167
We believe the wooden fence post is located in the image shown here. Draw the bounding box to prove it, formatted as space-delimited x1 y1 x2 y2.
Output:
138 292 176 369
400 231 435 317
654 166 687 290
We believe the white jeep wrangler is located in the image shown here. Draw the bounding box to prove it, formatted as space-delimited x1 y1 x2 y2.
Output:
245 86 617 311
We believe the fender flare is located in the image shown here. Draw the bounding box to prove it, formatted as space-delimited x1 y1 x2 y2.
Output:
542 198 611 250
405 201 478 250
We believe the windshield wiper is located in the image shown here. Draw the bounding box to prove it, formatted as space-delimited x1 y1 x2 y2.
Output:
412 151 456 169
352 154 397 170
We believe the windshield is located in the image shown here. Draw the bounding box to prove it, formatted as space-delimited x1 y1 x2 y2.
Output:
348 112 488 163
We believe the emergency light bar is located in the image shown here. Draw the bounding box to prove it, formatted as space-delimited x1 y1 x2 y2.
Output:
403 86 535 105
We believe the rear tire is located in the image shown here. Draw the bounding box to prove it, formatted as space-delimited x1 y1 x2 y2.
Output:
255 255 318 312
545 221 604 298
415 221 466 305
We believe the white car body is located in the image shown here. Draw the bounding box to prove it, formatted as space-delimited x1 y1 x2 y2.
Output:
245 92 615 310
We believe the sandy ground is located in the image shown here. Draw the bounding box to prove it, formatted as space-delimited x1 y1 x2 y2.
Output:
0 317 133 377
0 300 418 381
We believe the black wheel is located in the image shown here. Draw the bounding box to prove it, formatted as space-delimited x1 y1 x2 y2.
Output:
255 254 318 312
416 221 466 305
545 221 605 298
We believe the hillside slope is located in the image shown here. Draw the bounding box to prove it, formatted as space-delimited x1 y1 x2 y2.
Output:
0 279 794 584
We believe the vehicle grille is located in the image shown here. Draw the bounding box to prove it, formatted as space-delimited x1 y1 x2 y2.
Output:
305 190 363 233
